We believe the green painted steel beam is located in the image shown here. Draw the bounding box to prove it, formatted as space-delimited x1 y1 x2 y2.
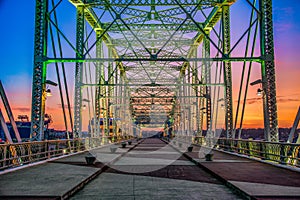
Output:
83 0 219 6
45 57 262 63
259 0 278 141
30 0 48 140
106 24 200 32
73 5 85 137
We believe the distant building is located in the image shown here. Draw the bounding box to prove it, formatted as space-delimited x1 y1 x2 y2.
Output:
0 121 31 142
0 120 71 142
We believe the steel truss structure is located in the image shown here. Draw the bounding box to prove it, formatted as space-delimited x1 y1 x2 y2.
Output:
31 0 279 141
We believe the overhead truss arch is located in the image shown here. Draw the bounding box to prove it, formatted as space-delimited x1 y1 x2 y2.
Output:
31 0 279 142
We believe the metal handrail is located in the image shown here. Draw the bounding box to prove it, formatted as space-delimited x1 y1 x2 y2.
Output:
0 139 85 170
0 136 134 171
216 138 300 167
167 135 300 167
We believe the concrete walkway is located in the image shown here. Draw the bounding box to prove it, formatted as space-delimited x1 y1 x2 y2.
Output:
71 138 242 200
0 141 138 199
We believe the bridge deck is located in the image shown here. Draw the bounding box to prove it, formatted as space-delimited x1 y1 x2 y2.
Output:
0 138 299 199
184 146 300 199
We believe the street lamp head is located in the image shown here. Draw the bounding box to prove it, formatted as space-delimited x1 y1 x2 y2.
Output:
257 88 263 96
46 89 52 97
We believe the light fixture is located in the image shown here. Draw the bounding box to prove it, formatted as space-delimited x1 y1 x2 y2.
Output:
257 88 263 96
220 104 225 110
46 89 52 97
82 105 87 110
45 80 57 98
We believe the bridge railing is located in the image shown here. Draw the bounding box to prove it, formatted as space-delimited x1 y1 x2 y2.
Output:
0 139 85 170
167 135 300 167
0 136 135 171
192 136 300 167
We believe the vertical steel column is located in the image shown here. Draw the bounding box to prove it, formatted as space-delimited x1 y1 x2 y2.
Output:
102 49 110 139
193 47 201 136
204 30 212 134
259 0 278 141
180 71 185 136
192 47 200 136
107 46 114 137
95 32 102 137
73 5 85 137
199 64 205 136
113 62 120 138
199 43 208 135
222 5 233 138
187 64 191 135
100 46 106 139
122 84 128 137
119 74 124 138
102 77 108 140
186 65 189 135
30 0 48 141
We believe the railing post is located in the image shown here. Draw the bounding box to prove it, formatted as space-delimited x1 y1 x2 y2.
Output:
75 139 78 152
73 139 79 152
3 145 7 168
280 144 287 165
28 143 32 163
7 145 11 166
237 140 242 154
56 142 59 156
259 141 266 160
233 139 237 153
47 141 50 159
229 139 234 152
246 141 250 156
296 146 300 167
225 139 230 151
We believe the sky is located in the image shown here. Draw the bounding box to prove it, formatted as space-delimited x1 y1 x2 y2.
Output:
0 0 299 130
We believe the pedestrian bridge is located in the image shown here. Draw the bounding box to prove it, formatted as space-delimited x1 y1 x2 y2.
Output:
1 0 299 199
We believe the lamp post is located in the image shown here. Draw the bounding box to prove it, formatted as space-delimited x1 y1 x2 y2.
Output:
82 98 91 137
41 80 57 140
250 79 269 140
